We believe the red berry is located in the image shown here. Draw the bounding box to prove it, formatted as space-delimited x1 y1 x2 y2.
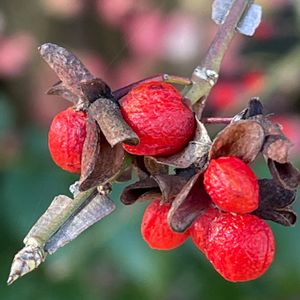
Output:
120 81 195 156
48 107 87 173
204 156 259 214
190 206 220 253
206 213 275 282
141 198 190 250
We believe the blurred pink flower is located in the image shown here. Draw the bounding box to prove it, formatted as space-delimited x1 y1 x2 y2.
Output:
0 32 35 77
112 58 150 89
161 12 203 63
40 0 84 18
75 50 108 81
30 64 71 127
96 0 148 26
207 71 265 111
122 9 163 58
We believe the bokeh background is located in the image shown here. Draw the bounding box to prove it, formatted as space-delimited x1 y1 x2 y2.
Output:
0 0 300 299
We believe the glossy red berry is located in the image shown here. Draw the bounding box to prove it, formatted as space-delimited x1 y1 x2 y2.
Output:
204 156 259 214
206 213 275 282
48 107 87 173
141 198 190 250
190 206 220 253
120 81 195 156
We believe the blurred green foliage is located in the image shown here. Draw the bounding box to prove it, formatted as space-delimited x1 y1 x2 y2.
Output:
0 0 300 300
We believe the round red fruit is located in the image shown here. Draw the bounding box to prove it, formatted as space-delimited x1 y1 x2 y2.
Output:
48 107 87 173
190 206 220 253
204 156 259 214
206 213 275 282
141 198 190 250
120 81 195 156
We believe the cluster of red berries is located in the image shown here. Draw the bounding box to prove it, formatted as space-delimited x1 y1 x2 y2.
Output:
141 157 275 282
48 81 195 172
47 81 275 282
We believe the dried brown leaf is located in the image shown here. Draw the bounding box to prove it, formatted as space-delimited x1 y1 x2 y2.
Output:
209 120 264 163
168 173 211 232
267 159 300 190
89 98 139 147
151 118 211 169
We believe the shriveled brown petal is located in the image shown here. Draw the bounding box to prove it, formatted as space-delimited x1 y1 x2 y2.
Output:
120 174 188 205
133 156 150 180
152 174 187 203
168 173 211 232
144 157 168 175
258 178 296 208
115 165 133 182
79 78 114 103
253 208 296 226
252 179 297 226
151 118 211 170
120 177 161 205
262 135 293 163
46 81 80 104
80 115 100 187
267 159 300 190
89 98 139 147
39 43 94 100
209 120 265 163
79 116 125 191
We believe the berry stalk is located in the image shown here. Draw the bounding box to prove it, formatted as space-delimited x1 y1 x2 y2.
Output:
201 117 232 124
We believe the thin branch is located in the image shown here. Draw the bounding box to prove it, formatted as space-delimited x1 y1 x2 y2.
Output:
202 117 232 124
184 0 253 106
